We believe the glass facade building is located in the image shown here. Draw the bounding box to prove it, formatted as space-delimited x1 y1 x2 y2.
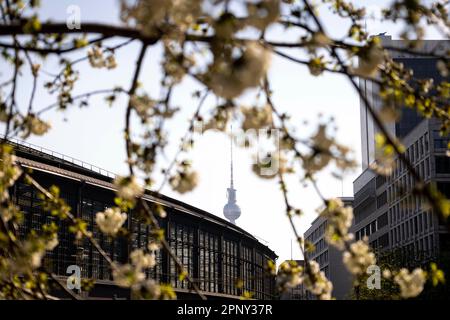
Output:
9 141 277 300
353 37 450 267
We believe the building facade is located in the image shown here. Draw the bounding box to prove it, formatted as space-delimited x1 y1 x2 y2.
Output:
303 197 354 299
353 37 450 266
7 140 277 300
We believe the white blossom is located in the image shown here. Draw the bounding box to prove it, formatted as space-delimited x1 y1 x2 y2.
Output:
169 166 199 194
30 250 45 269
343 240 376 275
87 46 105 68
246 0 280 30
276 261 303 290
241 104 273 131
320 198 354 249
114 176 143 201
352 42 384 77
148 241 161 252
121 0 203 36
45 235 59 251
383 269 392 279
303 260 333 300
95 208 127 236
208 42 271 99
112 263 146 288
394 268 426 299
130 249 156 269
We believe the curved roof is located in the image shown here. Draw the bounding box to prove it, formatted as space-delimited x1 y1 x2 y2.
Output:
8 139 277 258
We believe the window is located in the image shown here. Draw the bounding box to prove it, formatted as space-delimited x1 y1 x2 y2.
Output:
437 182 450 198
435 156 450 174
241 246 254 294
419 137 424 157
377 212 388 228
170 222 195 289
378 233 390 248
377 191 387 208
402 223 405 240
414 216 418 234
376 175 386 188
223 238 238 295
433 130 449 149
365 225 370 237
198 230 221 293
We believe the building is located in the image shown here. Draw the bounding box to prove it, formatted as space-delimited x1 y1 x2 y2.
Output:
303 197 354 299
353 36 450 266
6 139 277 300
223 133 241 224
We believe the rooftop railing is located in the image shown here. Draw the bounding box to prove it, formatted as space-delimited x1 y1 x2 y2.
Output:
8 138 117 179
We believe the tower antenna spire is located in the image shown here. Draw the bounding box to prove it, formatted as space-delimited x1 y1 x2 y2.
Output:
230 125 234 188
223 125 241 224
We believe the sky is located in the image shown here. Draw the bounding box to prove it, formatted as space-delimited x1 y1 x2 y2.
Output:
0 0 445 264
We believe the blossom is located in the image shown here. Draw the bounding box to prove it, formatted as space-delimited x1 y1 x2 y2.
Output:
130 249 156 269
343 240 376 275
121 0 202 35
87 46 105 68
95 207 127 236
208 42 271 99
241 104 273 131
352 41 384 77
105 55 117 69
383 269 392 279
303 260 333 300
302 125 333 173
203 105 232 132
87 45 117 69
320 198 354 249
370 133 396 176
132 279 162 300
169 163 198 194
143 280 161 299
130 94 157 120
0 145 22 202
394 268 426 299
148 241 161 252
114 176 143 201
31 63 41 76
45 235 59 251
30 250 45 269
246 0 280 30
21 114 51 138
112 263 146 288
276 260 303 291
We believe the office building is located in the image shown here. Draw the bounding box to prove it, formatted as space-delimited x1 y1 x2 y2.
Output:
304 197 354 299
353 36 450 265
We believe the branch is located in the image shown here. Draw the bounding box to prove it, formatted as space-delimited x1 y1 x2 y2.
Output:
125 43 148 176
0 35 111 54
157 90 209 192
